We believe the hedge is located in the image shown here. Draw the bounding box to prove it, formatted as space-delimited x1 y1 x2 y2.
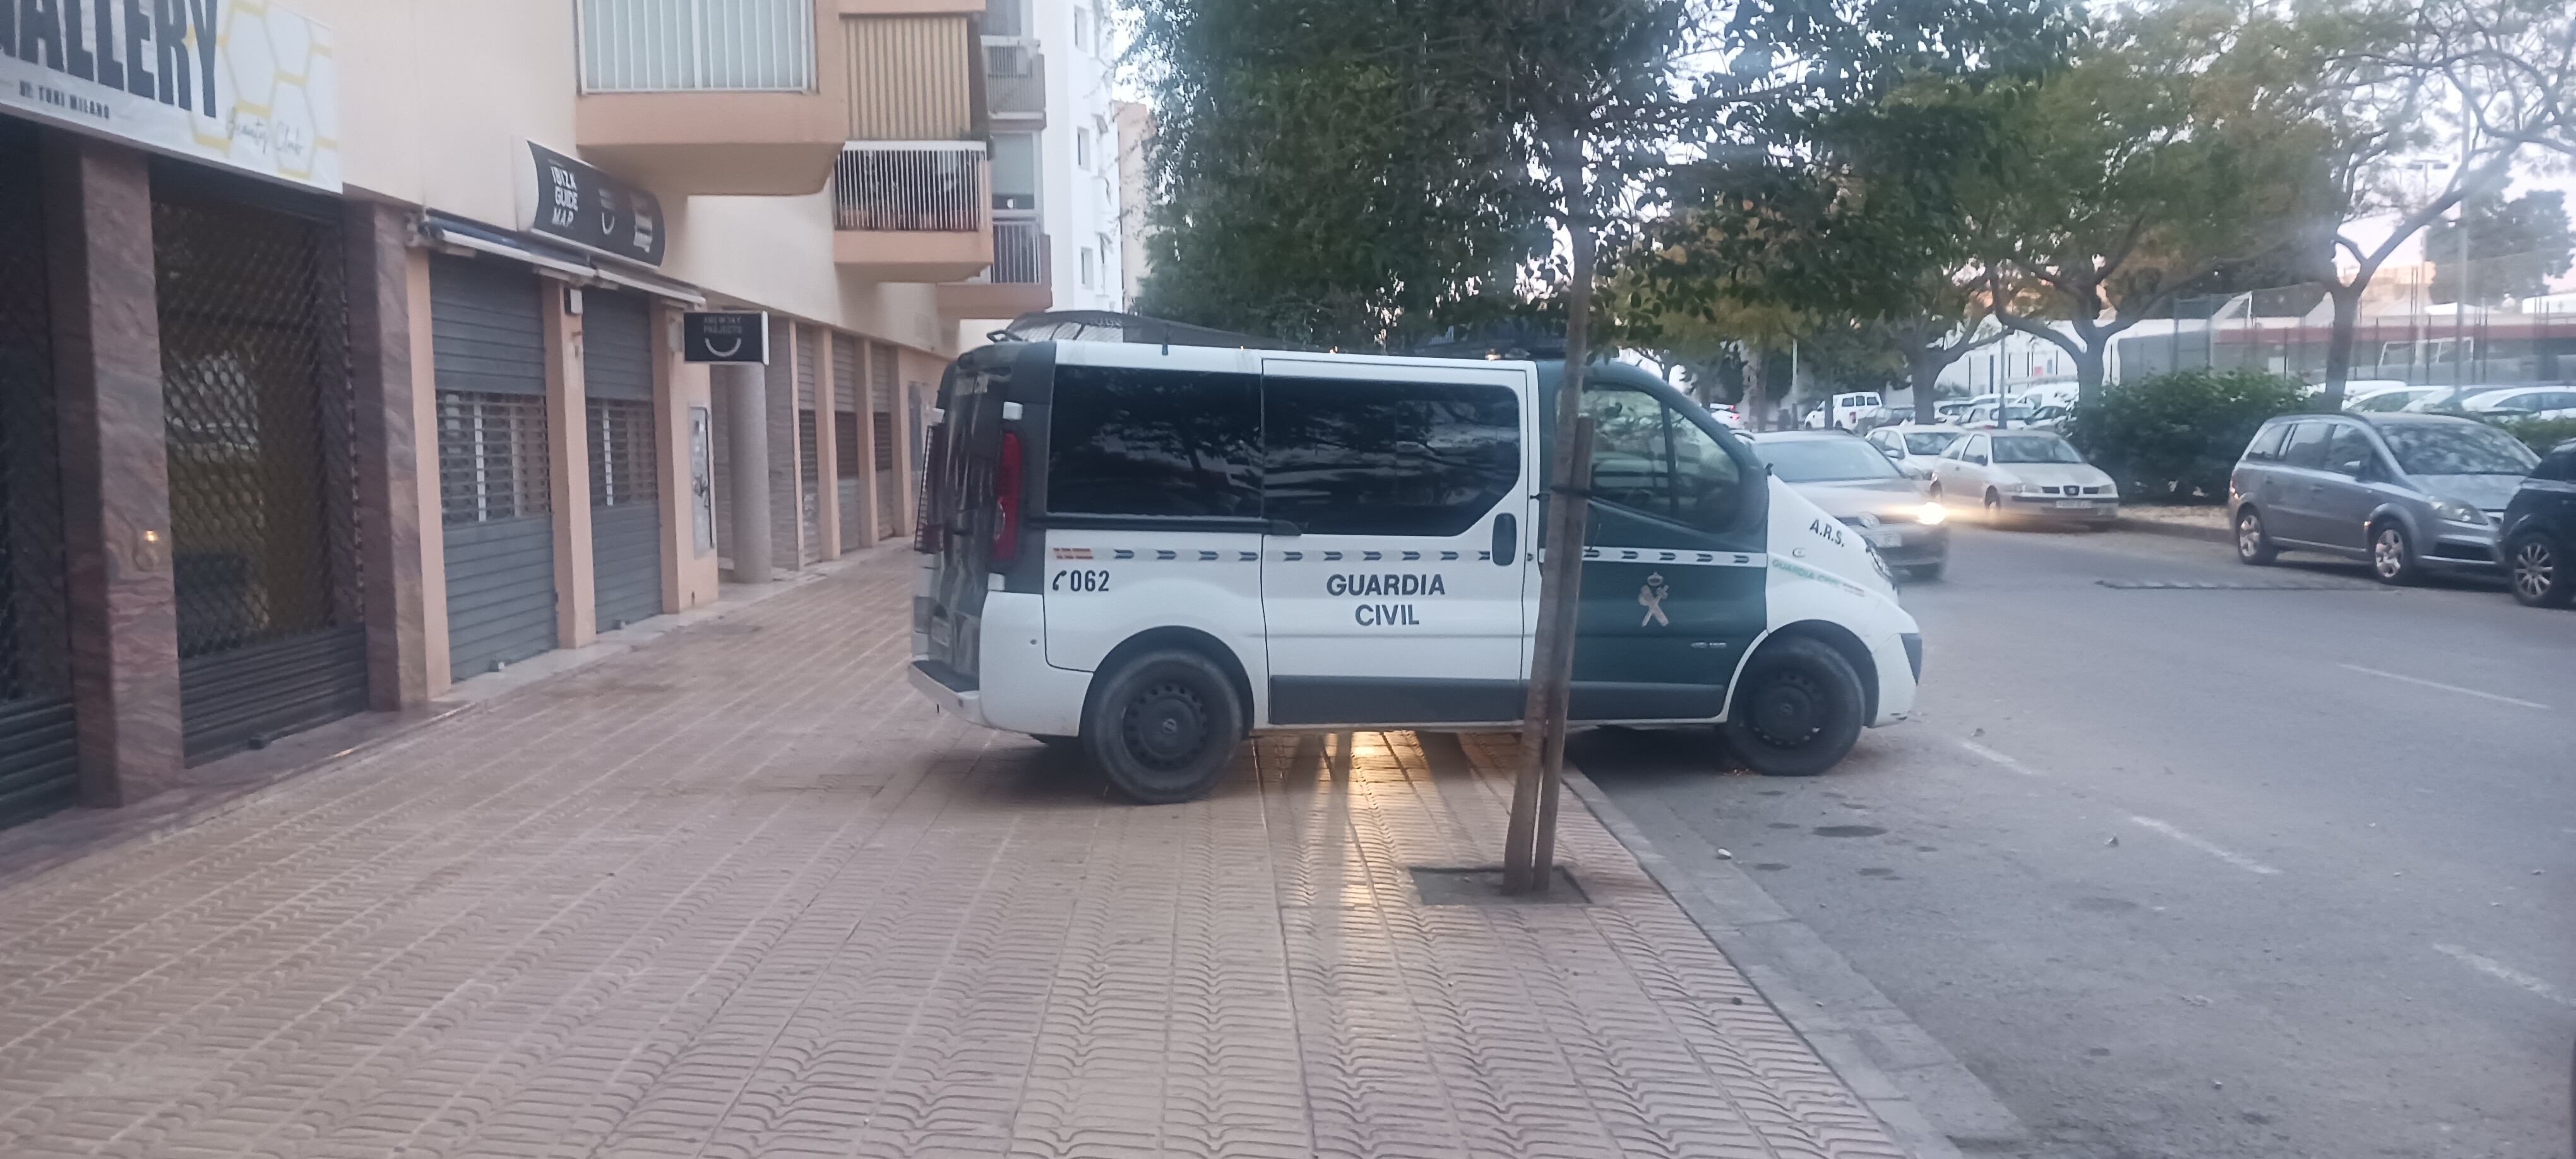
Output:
2067 370 2310 504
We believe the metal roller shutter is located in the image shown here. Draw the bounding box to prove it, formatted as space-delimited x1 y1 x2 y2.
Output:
0 119 77 826
583 291 662 632
796 326 822 564
432 256 558 681
832 335 864 548
871 343 902 538
155 169 369 765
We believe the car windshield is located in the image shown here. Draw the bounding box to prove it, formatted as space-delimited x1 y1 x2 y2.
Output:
1754 438 1904 482
1902 431 1962 455
1990 434 2084 464
2378 424 2540 475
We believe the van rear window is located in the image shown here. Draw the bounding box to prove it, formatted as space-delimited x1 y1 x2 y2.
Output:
1047 365 1262 518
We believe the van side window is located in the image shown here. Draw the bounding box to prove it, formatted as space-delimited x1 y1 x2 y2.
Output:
1263 378 1520 536
2533 446 2576 482
1047 365 1261 518
1583 388 1744 533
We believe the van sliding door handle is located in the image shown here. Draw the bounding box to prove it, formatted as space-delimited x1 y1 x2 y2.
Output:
1492 514 1517 566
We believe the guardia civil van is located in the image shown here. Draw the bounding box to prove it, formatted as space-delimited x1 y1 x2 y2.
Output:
908 333 1925 802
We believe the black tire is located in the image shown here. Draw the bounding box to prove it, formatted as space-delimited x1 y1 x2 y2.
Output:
2370 520 2421 586
1905 562 1945 583
2506 532 2575 609
1722 636 1868 777
2236 508 2279 565
1080 649 1246 804
1983 489 2006 526
1927 482 1944 503
1030 734 1082 749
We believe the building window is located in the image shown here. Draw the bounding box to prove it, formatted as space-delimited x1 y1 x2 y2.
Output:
1080 246 1097 287
1075 128 1092 170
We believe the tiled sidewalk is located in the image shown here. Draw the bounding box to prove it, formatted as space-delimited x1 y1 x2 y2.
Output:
0 550 1908 1159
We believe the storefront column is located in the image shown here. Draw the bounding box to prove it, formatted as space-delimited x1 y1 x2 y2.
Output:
403 250 451 697
544 286 596 648
652 303 720 613
719 361 772 584
42 132 181 806
346 201 429 710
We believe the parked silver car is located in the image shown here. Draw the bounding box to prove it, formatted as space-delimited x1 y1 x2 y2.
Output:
2229 413 2541 584
1748 430 1952 581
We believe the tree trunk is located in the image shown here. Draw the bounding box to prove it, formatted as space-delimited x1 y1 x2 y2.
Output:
2321 285 2362 412
2075 345 2108 413
1741 349 1767 432
1505 146 1597 896
1909 346 1943 424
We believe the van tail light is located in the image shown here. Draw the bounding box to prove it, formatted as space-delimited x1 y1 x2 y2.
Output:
991 429 1024 565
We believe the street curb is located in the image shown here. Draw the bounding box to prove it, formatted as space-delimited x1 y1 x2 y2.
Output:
0 549 897 893
1563 766 2032 1159
2114 513 2233 544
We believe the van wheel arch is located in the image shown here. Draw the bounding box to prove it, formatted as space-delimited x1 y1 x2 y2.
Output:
1730 622 1879 727
1085 628 1258 730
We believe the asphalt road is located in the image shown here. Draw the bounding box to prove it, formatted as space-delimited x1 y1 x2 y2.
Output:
1585 524 2576 1159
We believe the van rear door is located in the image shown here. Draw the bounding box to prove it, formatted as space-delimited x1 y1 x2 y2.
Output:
1259 359 1536 726
917 354 1009 686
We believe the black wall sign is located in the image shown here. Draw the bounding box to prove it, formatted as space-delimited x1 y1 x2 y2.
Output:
683 312 770 364
525 142 666 266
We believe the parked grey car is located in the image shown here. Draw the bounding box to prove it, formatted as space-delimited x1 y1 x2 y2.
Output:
2230 413 2541 584
1748 430 1952 581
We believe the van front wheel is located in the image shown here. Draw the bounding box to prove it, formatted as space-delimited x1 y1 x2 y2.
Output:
1722 636 1867 777
1082 650 1246 804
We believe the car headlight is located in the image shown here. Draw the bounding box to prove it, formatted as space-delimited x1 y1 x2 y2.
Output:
2430 498 2488 526
1998 478 2029 494
1911 502 1948 526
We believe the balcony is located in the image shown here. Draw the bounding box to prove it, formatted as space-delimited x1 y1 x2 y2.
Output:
984 41 1045 128
833 143 995 282
576 0 848 196
938 214 1051 319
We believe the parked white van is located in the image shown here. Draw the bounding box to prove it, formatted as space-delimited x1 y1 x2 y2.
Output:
909 339 1924 802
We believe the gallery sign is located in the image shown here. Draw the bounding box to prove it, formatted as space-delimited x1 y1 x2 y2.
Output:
516 142 667 267
682 312 770 364
1 0 340 191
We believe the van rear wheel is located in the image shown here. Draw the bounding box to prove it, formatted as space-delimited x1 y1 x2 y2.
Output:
1722 636 1867 777
1082 650 1246 804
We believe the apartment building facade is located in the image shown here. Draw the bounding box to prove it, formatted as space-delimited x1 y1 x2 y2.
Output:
947 0 1121 347
0 0 1006 829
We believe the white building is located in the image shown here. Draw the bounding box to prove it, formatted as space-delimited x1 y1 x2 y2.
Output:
958 0 1123 348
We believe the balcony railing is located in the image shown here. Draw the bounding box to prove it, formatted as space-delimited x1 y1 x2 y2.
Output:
973 216 1048 284
834 143 987 232
580 0 815 93
984 43 1045 119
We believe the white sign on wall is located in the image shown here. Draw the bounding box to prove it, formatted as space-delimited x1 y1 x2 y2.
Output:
1 0 340 192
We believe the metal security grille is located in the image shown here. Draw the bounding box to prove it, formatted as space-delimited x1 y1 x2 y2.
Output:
0 119 77 826
154 174 368 765
439 393 554 524
871 343 901 538
580 0 816 93
833 335 864 545
796 326 821 562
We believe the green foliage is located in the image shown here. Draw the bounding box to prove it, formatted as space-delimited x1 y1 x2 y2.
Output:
2424 191 2575 306
2492 417 2576 455
2068 369 2310 502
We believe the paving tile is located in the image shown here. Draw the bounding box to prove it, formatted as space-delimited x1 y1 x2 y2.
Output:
0 550 1907 1158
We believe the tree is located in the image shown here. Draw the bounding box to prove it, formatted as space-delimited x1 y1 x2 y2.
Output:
1967 5 2330 413
2424 190 2576 304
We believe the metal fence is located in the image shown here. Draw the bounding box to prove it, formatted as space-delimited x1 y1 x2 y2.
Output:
2107 273 2576 391
439 393 554 525
0 121 69 710
833 143 987 232
580 0 814 93
975 215 1048 285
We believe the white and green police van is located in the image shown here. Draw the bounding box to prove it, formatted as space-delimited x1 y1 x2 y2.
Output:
909 338 1924 802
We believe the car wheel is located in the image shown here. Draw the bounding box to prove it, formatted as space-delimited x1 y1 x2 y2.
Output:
2236 508 2279 565
1081 649 1246 804
1983 489 2005 525
1721 636 1868 777
2506 532 2575 608
2370 521 2421 586
1927 482 1945 503
1906 562 1946 583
